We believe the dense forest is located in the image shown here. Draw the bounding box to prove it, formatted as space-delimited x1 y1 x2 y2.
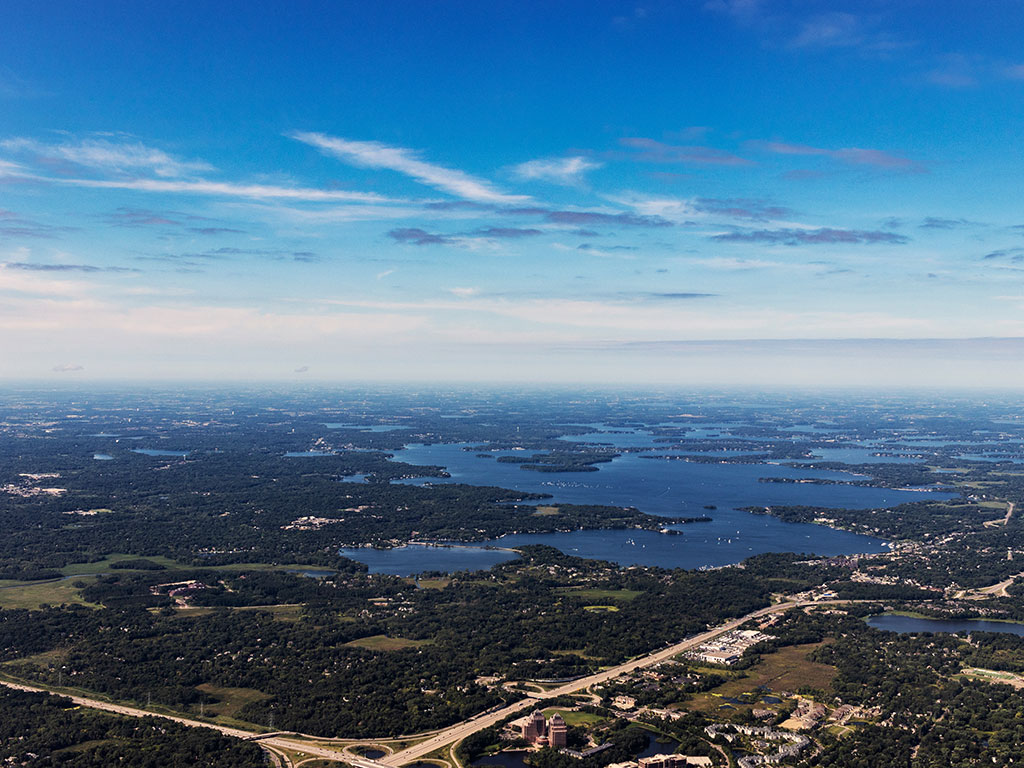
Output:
0 687 264 767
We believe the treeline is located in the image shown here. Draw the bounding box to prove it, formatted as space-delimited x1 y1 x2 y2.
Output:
0 687 264 767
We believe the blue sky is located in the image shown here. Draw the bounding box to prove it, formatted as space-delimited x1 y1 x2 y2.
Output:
2 0 1024 385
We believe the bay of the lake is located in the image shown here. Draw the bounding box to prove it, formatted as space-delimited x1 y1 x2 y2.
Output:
867 614 1024 636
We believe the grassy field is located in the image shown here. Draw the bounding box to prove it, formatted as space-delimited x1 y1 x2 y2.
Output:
583 605 619 612
542 708 607 726
532 506 561 516
558 587 642 602
413 577 452 590
687 642 836 715
166 604 306 621
0 575 102 610
195 683 272 719
58 553 181 575
345 635 434 651
1 648 70 670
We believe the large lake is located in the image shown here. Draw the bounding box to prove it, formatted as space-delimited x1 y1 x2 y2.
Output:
339 425 955 575
867 614 1024 636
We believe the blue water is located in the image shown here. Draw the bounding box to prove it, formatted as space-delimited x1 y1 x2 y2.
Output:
333 427 957 575
391 443 951 518
471 752 530 768
93 453 114 461
867 614 1024 636
636 735 680 758
131 448 190 457
958 454 1024 464
796 447 921 465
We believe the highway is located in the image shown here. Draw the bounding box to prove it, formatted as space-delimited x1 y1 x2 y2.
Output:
1 598 813 767
381 599 804 766
0 679 354 765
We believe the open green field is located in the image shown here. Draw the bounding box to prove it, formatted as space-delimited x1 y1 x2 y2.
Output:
166 604 306 621
345 635 434 651
687 642 836 714
0 575 101 610
60 553 181 575
583 605 619 612
542 708 607 726
532 506 561 516
412 577 452 589
57 554 345 578
196 683 272 719
558 587 642 602
2 648 70 670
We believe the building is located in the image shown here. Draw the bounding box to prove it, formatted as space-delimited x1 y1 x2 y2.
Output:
514 710 567 748
548 713 567 748
638 756 712 768
612 695 637 710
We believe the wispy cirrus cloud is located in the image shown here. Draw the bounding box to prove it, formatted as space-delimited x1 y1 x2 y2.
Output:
983 247 1024 262
618 137 753 166
139 246 319 265
789 12 864 49
0 209 75 239
0 161 397 203
290 131 527 203
104 207 208 228
189 226 246 235
920 217 981 230
472 226 543 239
0 137 213 177
388 224 544 246
613 194 790 224
523 208 673 228
923 53 979 88
631 292 716 300
753 140 921 171
713 228 908 245
788 12 907 53
512 155 602 186
388 227 453 246
51 175 394 203
3 261 139 273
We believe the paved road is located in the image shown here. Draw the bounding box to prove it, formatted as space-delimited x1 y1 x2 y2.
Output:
2 598 814 768
0 679 354 764
382 600 804 766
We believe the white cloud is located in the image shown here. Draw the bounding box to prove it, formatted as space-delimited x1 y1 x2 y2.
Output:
0 169 398 204
512 155 602 186
0 137 213 177
449 286 480 297
290 131 528 203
